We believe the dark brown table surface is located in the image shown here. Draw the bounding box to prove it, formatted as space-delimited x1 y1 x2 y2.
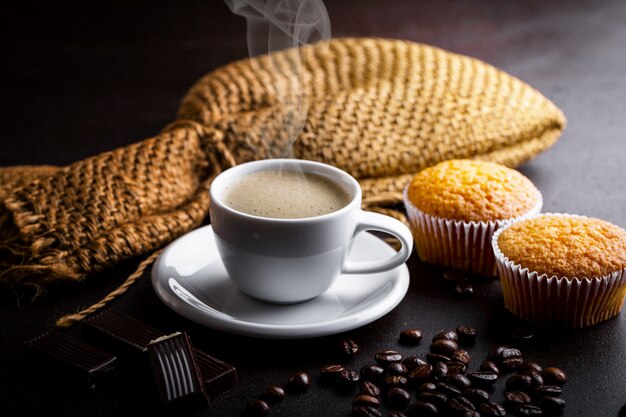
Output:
2 1 626 416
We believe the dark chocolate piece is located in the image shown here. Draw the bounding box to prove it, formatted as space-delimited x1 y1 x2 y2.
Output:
24 330 117 384
147 332 208 410
82 309 237 397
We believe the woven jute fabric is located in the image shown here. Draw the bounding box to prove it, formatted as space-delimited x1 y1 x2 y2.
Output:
0 38 565 323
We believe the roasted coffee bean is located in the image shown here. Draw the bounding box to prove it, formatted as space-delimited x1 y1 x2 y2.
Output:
386 362 408 376
435 381 461 397
406 401 438 417
447 373 472 390
340 337 360 358
456 325 478 345
408 364 433 384
351 406 382 417
433 361 448 380
534 385 562 397
541 367 566 386
431 339 459 356
479 401 507 417
388 412 407 417
417 391 448 408
419 382 437 393
337 369 360 393
479 360 500 375
375 350 402 365
447 361 467 375
526 371 544 389
451 350 471 365
502 357 524 371
512 326 535 342
444 270 469 283
504 390 532 408
433 330 459 343
460 412 481 417
385 387 411 409
259 385 286 404
384 375 408 388
467 371 498 387
286 371 311 394
506 374 532 392
244 399 271 417
360 381 381 397
320 364 345 385
464 388 490 405
399 329 423 345
454 282 474 299
402 356 427 370
488 345 509 361
519 362 543 374
449 396 476 413
353 395 381 407
426 353 451 364
500 348 523 371
361 365 385 383
537 396 565 414
514 404 543 416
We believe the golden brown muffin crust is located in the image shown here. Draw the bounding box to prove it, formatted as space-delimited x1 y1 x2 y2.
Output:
498 215 626 278
407 159 540 222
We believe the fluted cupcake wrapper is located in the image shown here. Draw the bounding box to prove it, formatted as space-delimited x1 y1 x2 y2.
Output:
403 188 542 277
492 213 626 328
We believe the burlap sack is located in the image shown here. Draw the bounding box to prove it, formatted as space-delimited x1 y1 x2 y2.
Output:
0 38 565 325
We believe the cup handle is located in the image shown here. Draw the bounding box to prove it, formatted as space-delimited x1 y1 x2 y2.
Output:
342 210 414 274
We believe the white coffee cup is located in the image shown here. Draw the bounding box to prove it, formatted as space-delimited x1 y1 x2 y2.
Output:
209 159 413 303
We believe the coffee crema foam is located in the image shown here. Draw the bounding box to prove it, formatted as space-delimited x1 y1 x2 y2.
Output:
223 170 351 219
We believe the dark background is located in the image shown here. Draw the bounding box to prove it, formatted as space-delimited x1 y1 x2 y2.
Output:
2 0 626 416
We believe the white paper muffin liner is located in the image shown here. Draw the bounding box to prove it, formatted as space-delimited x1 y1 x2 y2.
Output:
492 213 626 328
403 187 542 277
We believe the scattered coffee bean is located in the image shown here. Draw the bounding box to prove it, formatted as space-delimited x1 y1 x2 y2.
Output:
244 399 271 417
446 361 467 375
541 367 567 386
360 365 385 383
514 404 543 416
537 396 565 414
460 412 481 417
449 396 476 413
426 353 451 364
504 390 532 408
456 325 478 345
480 360 500 375
499 348 523 371
360 381 381 397
479 401 507 417
407 401 439 417
337 369 360 393
512 326 535 342
433 361 448 380
451 349 471 365
402 356 427 370
519 362 543 374
433 330 459 343
454 282 474 300
384 375 408 388
375 350 402 366
408 364 433 384
259 385 286 404
526 371 544 389
467 371 498 387
534 385 562 397
435 381 461 398
286 371 311 394
351 406 382 417
388 412 407 417
320 364 345 385
447 373 472 390
419 382 437 393
488 345 508 361
464 388 490 405
444 270 469 283
431 339 459 356
386 362 408 376
353 395 381 407
506 374 532 392
399 329 423 345
340 337 360 358
385 387 411 409
417 391 448 408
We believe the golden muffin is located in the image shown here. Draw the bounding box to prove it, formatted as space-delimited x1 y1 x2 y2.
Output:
493 214 626 328
403 159 542 276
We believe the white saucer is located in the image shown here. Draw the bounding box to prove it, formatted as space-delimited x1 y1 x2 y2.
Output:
151 225 410 339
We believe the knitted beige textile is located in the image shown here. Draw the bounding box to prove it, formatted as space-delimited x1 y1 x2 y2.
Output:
0 38 565 321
